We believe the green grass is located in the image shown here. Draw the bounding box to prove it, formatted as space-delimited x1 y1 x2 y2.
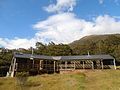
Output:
0 70 120 90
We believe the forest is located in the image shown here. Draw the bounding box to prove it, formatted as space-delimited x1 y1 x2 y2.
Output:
0 34 120 76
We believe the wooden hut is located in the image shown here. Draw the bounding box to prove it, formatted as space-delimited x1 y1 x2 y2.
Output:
7 53 116 77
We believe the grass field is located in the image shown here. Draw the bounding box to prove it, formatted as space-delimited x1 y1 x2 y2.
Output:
0 70 120 90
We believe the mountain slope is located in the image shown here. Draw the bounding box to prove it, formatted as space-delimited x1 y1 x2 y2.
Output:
70 34 120 46
69 34 120 61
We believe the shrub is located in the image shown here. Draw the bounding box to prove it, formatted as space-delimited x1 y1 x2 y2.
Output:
16 71 29 77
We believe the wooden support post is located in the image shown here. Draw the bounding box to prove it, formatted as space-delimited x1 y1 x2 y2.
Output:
74 61 75 70
83 61 85 69
39 60 42 70
13 58 16 71
65 61 67 69
92 61 94 70
101 60 103 69
10 57 14 72
11 58 16 77
54 61 56 73
56 61 57 71
113 59 116 70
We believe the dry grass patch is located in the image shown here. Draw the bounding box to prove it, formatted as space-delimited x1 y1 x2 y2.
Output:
0 77 19 90
85 70 120 90
25 73 85 90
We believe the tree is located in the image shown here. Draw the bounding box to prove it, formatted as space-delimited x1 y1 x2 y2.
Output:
35 42 73 56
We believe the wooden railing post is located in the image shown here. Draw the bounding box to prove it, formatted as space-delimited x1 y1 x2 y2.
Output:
54 61 56 73
92 61 94 70
101 60 103 69
65 61 67 70
113 59 116 70
74 61 76 70
83 61 85 69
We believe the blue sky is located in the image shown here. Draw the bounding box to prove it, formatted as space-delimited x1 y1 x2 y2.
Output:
0 0 49 39
0 0 120 49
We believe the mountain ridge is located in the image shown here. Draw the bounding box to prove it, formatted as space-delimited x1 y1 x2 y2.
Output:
70 34 120 46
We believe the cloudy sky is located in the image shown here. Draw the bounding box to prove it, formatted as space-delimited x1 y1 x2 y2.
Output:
0 0 120 49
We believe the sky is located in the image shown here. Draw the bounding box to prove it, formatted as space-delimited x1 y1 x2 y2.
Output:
0 0 120 49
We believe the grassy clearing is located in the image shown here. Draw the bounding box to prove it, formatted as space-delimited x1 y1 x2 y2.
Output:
85 70 120 90
0 70 120 90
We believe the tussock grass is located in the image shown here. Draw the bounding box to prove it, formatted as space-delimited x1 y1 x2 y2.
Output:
0 70 120 90
85 70 120 90
0 73 85 90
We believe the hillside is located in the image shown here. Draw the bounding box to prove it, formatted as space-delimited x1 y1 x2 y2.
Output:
70 34 120 46
69 34 120 61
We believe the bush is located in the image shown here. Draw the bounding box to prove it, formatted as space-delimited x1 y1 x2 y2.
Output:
16 71 29 77
16 71 29 89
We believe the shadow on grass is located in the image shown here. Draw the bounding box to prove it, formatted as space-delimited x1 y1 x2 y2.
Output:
0 82 3 85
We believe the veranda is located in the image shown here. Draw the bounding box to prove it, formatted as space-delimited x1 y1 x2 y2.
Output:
7 53 116 77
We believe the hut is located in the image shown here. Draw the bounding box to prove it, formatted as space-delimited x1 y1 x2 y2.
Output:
7 53 116 77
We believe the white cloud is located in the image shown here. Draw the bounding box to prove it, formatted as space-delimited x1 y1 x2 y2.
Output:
33 14 120 44
0 38 8 47
0 38 36 49
87 15 120 34
33 13 89 43
93 15 120 34
0 14 120 49
99 0 104 4
99 0 120 5
44 0 76 13
34 13 84 43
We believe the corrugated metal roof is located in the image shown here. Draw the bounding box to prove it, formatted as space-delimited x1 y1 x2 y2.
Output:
14 53 114 60
14 53 53 60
